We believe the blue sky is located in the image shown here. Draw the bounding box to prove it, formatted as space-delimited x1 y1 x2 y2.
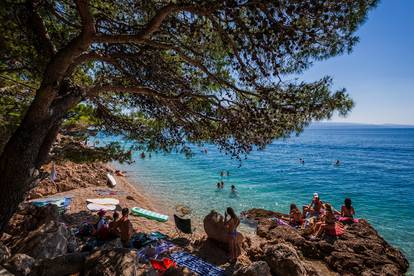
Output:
299 0 414 125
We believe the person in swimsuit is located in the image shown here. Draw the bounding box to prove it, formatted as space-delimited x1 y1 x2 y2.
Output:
289 203 302 227
309 193 323 218
224 207 240 263
312 204 337 238
341 198 355 218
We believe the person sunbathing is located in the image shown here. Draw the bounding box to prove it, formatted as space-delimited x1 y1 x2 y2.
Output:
308 193 324 218
289 203 302 227
112 208 133 247
224 207 240 263
94 209 110 240
341 198 355 218
109 211 120 237
311 204 343 239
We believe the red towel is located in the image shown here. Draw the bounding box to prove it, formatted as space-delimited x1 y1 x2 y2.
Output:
150 258 177 275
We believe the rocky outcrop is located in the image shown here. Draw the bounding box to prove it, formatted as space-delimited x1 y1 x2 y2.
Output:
233 261 271 276
3 254 35 276
83 248 139 276
244 208 409 275
27 161 109 199
0 243 11 264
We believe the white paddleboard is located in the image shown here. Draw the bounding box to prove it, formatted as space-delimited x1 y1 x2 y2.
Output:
86 198 120 205
107 173 117 187
87 203 116 211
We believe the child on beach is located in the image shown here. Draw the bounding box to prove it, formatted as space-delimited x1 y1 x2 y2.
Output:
111 208 133 247
309 193 324 218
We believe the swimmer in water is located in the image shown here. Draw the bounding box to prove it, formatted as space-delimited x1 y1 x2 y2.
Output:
231 185 237 193
335 160 340 166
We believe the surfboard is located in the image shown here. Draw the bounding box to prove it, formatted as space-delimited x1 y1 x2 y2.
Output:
131 207 168 222
86 198 120 205
87 203 116 211
107 173 117 187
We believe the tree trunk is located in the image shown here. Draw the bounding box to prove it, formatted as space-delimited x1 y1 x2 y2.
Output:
0 114 58 231
35 121 61 168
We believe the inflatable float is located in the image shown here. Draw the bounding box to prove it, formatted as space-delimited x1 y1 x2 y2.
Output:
131 207 168 222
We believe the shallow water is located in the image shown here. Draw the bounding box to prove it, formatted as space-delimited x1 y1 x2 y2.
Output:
110 126 414 269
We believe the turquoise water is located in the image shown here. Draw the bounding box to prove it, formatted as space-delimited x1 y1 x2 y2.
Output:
110 126 414 269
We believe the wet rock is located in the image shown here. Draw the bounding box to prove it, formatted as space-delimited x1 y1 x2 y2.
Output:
233 261 271 276
83 248 139 276
3 254 35 276
0 243 11 264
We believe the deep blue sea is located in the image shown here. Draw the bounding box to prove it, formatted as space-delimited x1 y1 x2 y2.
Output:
109 126 414 269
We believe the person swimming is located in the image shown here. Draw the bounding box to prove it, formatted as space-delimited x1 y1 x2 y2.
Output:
231 185 236 193
335 160 340 166
220 181 224 189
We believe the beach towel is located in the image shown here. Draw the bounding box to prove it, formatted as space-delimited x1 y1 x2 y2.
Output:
271 217 290 227
170 252 225 276
94 189 127 196
31 196 72 212
87 203 116 211
326 223 345 236
137 240 175 261
86 198 120 205
338 217 359 224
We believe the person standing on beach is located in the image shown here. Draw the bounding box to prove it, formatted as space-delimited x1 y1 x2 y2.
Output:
224 207 240 263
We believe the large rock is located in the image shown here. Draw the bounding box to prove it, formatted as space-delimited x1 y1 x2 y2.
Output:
3 254 35 276
12 220 70 259
233 261 271 276
203 210 244 250
0 243 11 264
262 243 309 276
0 266 13 276
246 208 410 276
83 248 139 276
30 252 88 276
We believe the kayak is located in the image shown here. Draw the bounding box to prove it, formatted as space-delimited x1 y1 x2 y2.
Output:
131 207 168 222
86 198 120 205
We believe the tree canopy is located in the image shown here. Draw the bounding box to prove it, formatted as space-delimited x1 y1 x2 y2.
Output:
0 0 377 159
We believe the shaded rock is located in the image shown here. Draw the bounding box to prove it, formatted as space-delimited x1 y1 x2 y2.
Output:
261 243 309 276
99 238 124 251
3 254 35 276
30 252 88 276
233 261 271 276
0 243 11 264
13 220 69 259
0 266 13 276
84 248 138 276
203 210 244 251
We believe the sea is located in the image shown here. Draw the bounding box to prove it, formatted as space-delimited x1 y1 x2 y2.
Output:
107 125 414 269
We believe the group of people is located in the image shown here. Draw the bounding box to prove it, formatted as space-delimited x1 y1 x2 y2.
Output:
287 193 356 239
91 207 133 247
299 158 341 166
216 181 237 193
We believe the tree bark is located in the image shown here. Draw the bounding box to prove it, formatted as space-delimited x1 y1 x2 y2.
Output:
35 121 61 168
0 114 57 231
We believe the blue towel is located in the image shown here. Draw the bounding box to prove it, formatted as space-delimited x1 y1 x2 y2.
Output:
170 252 224 276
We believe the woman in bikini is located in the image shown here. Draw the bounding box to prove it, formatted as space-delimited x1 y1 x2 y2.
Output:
224 207 240 263
339 198 357 224
312 204 341 238
289 203 302 227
